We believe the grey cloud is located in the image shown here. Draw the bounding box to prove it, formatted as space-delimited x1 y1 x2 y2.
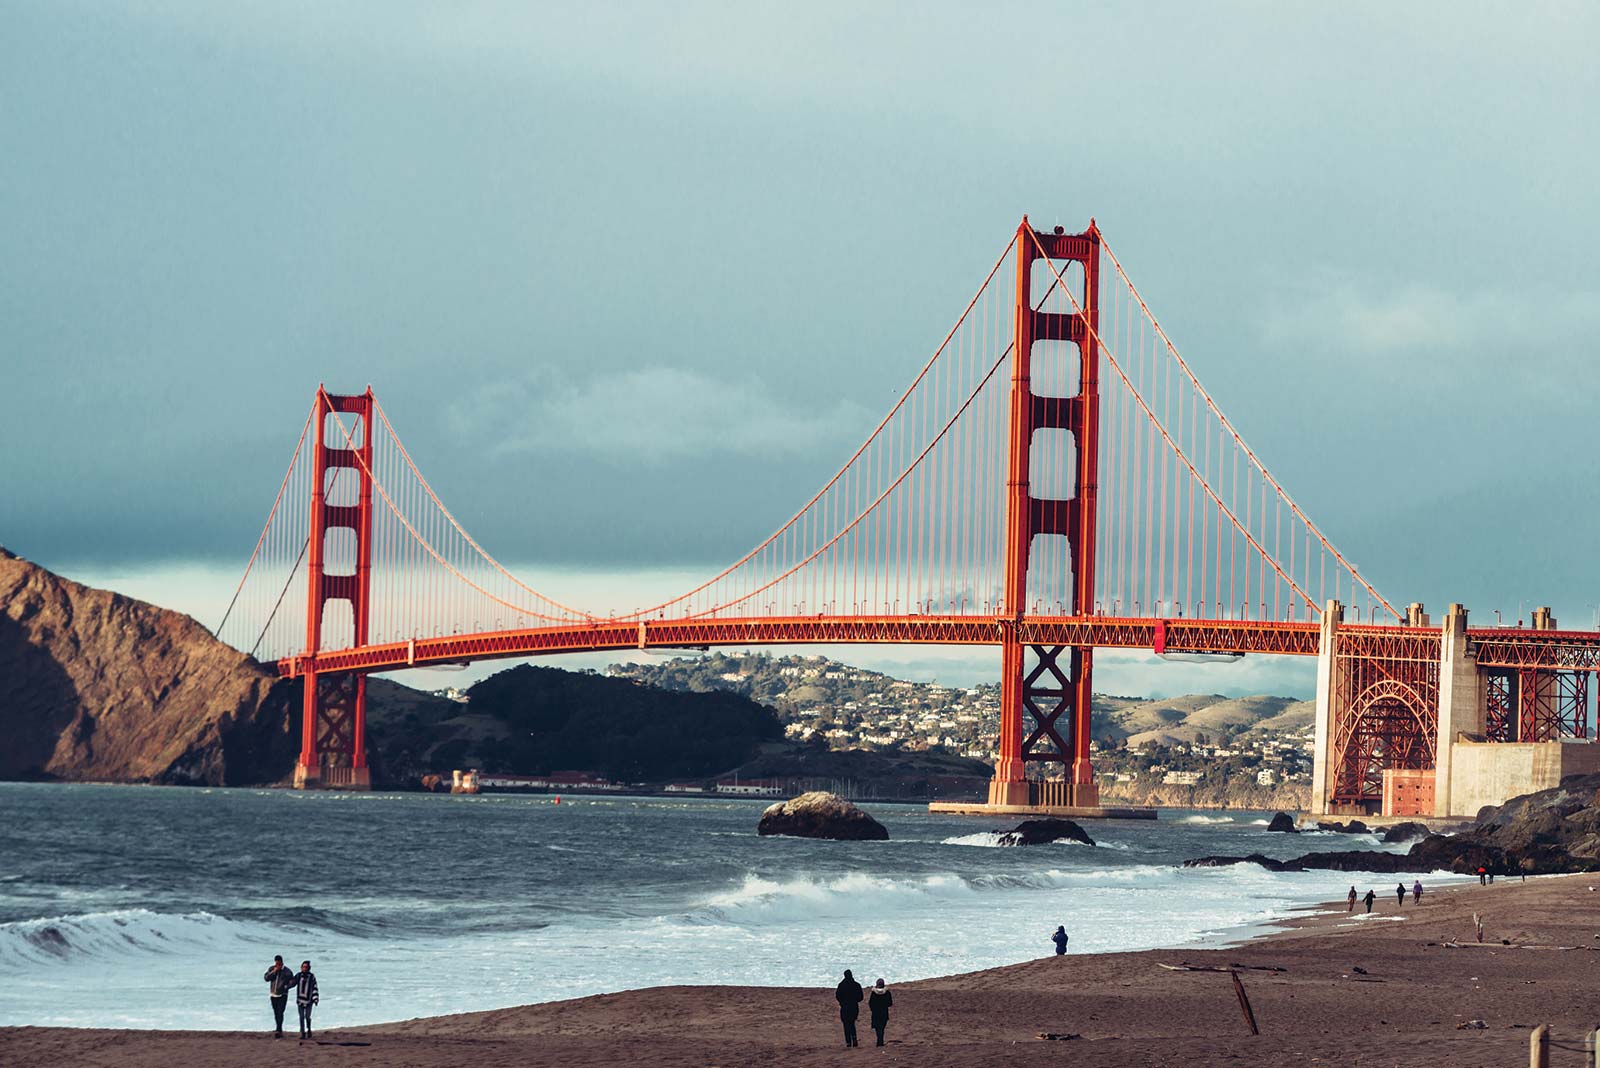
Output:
447 367 873 464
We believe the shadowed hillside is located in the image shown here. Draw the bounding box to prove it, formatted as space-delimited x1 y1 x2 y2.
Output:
0 547 297 784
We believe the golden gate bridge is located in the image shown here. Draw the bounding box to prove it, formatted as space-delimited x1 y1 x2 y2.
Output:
215 217 1600 819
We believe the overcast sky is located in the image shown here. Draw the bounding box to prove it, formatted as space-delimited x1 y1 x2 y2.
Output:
4 3 1596 693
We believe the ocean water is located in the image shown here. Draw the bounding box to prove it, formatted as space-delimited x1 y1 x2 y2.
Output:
0 783 1442 1029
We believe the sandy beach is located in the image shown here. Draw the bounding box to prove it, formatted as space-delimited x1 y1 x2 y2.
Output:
7 873 1600 1067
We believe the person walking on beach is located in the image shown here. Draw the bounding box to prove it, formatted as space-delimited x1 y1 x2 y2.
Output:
294 959 320 1039
1052 925 1069 955
1362 889 1376 914
1478 866 1487 885
835 969 863 1048
1395 882 1407 907
263 954 295 1038
867 978 893 1047
1346 886 1357 912
1412 879 1423 904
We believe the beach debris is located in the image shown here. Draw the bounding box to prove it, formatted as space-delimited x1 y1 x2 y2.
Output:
1036 1032 1082 1041
1473 912 1484 943
1457 1019 1488 1029
1351 966 1368 974
1230 971 1260 1036
757 792 889 841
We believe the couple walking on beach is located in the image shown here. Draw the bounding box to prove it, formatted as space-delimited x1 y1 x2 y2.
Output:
263 955 320 1039
835 970 893 1047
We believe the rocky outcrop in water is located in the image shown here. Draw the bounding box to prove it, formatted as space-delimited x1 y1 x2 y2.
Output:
757 791 889 841
995 818 1094 847
0 547 298 785
1266 812 1298 833
1380 821 1429 844
1185 850 1415 873
1316 819 1371 835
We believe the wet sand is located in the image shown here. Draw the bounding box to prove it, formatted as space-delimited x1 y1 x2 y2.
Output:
8 874 1600 1067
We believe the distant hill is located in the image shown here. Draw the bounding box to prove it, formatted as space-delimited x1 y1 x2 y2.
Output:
367 664 785 783
1097 694 1313 748
613 652 1314 753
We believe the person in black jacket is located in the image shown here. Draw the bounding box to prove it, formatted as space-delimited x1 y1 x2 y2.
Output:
263 955 295 1037
834 969 863 1047
867 978 893 1047
294 960 320 1039
1051 926 1069 955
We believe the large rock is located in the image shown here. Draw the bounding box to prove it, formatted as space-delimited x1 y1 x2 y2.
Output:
1380 821 1429 844
758 791 889 841
0 547 298 785
1316 819 1371 835
995 818 1095 847
1266 812 1298 833
1437 774 1600 874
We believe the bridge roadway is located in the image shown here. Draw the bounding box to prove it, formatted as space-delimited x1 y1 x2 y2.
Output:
276 615 1600 678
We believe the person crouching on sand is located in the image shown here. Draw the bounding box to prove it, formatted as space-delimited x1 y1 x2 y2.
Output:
868 978 893 1047
263 954 295 1037
835 969 863 1048
1052 925 1069 955
294 959 320 1039
1362 889 1375 914
1346 886 1357 912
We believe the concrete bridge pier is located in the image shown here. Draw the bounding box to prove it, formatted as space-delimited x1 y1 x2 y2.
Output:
1433 604 1482 818
1309 599 1342 817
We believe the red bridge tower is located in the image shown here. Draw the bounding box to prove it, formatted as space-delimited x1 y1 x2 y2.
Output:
989 219 1102 808
293 386 374 789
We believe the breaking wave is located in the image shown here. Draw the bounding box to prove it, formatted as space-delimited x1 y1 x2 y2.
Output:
940 832 1092 848
0 909 283 970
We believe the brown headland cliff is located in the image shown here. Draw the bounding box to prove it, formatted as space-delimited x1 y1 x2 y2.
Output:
0 547 297 785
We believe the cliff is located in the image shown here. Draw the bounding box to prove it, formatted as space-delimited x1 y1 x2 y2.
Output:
0 548 298 784
1101 780 1311 811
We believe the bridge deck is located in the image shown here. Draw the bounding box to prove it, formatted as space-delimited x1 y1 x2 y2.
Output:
275 616 1600 677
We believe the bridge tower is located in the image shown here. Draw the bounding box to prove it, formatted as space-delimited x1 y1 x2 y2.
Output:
989 218 1102 809
293 386 374 790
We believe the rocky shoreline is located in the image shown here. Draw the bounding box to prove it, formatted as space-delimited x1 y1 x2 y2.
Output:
1188 774 1600 876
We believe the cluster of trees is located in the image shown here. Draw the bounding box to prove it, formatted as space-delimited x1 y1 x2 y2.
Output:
463 665 784 781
